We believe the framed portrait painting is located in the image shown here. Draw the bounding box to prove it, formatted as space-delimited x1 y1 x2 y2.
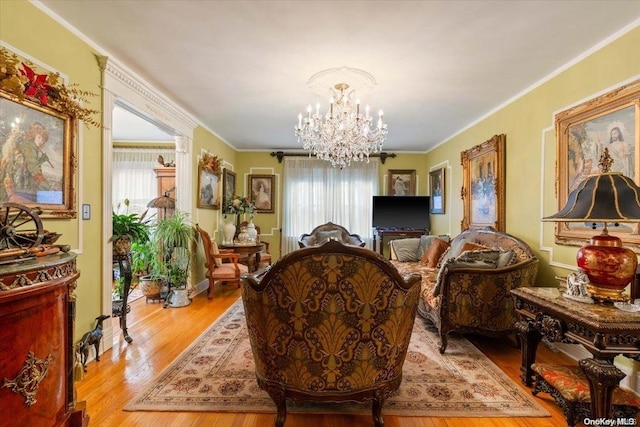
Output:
461 134 506 232
429 167 445 214
248 174 275 213
0 92 76 218
197 165 221 209
554 78 640 248
387 169 416 196
222 168 236 204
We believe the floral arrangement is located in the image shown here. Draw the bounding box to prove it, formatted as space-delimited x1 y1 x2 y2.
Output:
199 152 222 173
0 47 100 127
223 195 255 217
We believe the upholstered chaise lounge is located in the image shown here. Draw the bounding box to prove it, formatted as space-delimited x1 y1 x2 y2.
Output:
298 221 366 248
240 240 421 427
389 228 539 353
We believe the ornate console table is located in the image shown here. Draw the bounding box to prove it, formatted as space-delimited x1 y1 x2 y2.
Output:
0 252 89 426
511 287 640 420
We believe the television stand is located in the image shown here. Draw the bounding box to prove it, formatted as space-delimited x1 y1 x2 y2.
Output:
373 228 429 256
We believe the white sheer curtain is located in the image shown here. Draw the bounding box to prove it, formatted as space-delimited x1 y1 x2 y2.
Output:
112 148 175 215
282 157 379 255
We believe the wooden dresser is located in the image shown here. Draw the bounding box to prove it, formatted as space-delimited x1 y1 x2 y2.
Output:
0 252 88 427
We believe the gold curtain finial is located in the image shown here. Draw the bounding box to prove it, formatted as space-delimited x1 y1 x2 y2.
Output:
598 148 613 173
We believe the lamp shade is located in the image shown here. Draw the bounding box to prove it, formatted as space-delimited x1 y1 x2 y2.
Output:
542 172 640 223
147 192 176 210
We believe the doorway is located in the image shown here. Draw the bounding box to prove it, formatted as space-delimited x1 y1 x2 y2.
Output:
100 55 196 350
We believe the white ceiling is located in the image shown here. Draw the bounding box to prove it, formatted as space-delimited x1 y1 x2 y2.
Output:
37 0 640 152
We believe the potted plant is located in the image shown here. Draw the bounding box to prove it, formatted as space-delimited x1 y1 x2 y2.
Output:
154 210 196 307
133 239 167 301
110 203 152 256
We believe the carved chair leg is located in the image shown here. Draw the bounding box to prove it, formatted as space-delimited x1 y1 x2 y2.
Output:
372 397 385 427
266 387 287 427
439 333 448 354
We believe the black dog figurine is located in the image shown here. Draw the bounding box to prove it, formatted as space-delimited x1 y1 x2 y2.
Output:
78 314 111 372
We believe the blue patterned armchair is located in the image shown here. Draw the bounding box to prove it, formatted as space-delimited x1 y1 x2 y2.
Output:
240 240 421 427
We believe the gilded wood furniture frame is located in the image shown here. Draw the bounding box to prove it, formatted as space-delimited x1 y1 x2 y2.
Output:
461 134 505 231
554 79 640 250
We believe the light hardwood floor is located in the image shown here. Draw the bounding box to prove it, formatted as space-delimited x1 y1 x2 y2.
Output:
77 285 573 427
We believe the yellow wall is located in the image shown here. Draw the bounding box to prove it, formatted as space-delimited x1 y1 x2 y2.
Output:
3 1 639 360
1 0 103 335
425 27 640 287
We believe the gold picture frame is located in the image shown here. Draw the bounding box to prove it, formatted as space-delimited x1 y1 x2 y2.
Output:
222 168 236 205
554 78 640 249
0 92 76 218
197 165 221 210
461 134 506 231
248 174 275 213
388 169 416 196
429 167 445 214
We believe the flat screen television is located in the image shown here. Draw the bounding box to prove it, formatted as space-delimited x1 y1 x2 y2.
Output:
372 196 431 230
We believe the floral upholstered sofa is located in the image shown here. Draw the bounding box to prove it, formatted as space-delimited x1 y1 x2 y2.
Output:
389 228 538 353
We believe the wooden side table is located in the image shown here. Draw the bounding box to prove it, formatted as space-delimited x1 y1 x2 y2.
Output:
220 243 265 272
511 287 640 420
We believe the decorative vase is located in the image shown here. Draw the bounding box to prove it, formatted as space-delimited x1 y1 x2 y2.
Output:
246 220 258 242
238 226 249 243
223 221 236 244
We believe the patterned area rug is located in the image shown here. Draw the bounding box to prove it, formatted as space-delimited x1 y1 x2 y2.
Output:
125 299 549 417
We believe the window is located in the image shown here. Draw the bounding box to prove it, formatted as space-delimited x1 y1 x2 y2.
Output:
282 157 378 254
112 148 174 214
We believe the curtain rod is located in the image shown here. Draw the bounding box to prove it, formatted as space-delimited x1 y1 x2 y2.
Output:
269 151 396 164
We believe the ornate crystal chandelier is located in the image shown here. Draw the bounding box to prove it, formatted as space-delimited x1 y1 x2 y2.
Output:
295 71 388 168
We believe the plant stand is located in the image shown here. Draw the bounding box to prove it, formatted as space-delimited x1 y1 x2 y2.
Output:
113 253 133 343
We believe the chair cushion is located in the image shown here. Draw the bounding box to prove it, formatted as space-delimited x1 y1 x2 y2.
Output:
213 263 248 279
532 363 640 406
420 237 450 267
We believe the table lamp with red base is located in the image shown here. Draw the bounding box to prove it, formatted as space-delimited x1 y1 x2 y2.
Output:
543 148 640 303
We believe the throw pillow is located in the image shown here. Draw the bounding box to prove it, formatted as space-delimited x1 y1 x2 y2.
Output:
390 238 421 262
457 249 501 268
316 230 343 244
460 241 488 253
497 249 516 267
420 237 450 267
439 236 477 266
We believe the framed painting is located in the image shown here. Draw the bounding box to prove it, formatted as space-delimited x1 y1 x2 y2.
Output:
461 134 506 232
222 168 236 204
0 92 76 218
388 169 416 196
248 174 274 213
197 165 221 209
429 167 445 214
554 78 640 248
